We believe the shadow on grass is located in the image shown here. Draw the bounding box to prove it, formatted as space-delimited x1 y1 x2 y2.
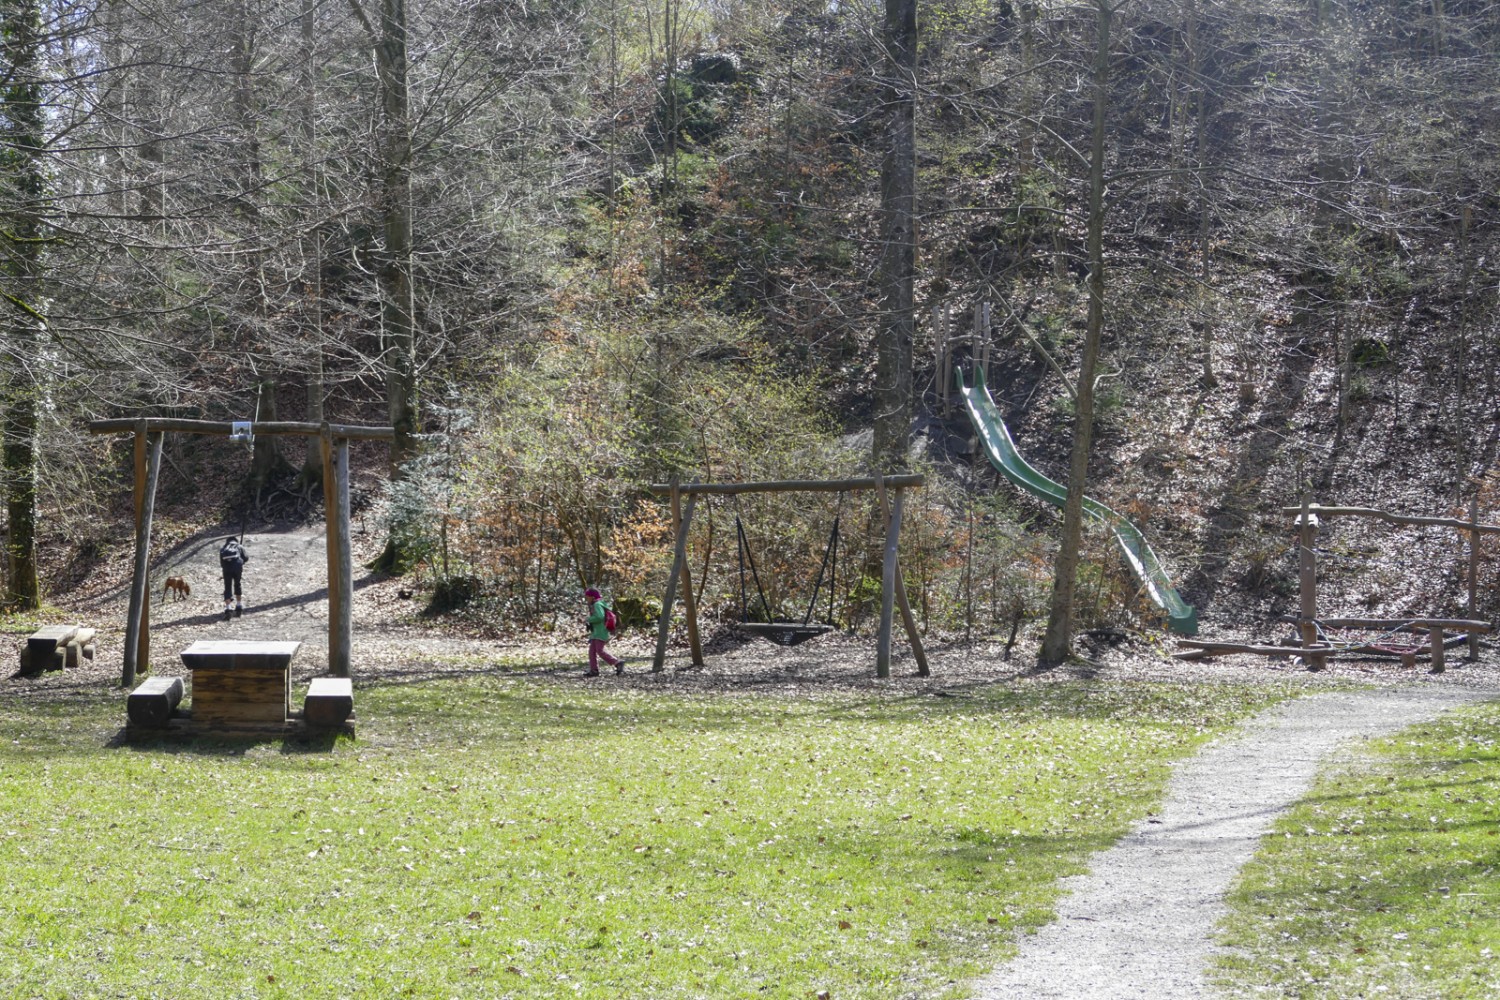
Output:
105 726 345 755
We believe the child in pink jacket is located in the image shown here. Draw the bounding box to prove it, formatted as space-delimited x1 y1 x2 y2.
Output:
584 588 625 677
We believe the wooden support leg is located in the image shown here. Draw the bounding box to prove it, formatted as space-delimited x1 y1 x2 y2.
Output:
876 475 902 680
876 479 929 677
1429 628 1445 674
1297 495 1322 670
1468 499 1481 662
672 483 704 668
123 426 163 687
333 438 354 679
321 425 339 670
653 481 696 673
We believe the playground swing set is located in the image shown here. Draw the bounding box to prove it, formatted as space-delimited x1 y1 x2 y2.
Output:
1175 494 1495 671
730 490 843 647
647 473 929 678
85 415 394 736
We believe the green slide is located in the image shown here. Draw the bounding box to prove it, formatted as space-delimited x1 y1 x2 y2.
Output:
956 368 1198 636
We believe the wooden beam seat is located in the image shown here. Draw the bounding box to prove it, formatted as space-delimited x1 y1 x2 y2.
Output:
303 677 353 728
128 676 185 727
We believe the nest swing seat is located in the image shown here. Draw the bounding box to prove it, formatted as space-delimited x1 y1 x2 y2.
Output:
731 500 842 648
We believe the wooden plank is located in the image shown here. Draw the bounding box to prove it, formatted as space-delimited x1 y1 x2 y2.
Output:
191 667 289 724
88 418 395 440
1279 504 1500 535
128 676 185 727
652 479 696 672
304 677 354 727
123 428 162 686
647 475 924 496
180 640 301 670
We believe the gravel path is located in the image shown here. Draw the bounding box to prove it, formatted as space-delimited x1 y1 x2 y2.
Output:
968 685 1493 999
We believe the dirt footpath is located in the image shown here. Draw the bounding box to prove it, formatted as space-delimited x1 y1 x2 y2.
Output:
968 685 1497 1000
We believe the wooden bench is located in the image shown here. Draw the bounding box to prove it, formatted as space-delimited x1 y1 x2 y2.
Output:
303 677 354 728
180 640 300 726
17 625 96 676
127 676 185 727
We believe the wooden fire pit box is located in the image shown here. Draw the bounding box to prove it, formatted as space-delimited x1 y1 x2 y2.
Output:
181 640 300 726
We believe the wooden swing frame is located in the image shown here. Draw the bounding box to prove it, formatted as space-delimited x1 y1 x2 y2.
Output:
647 473 928 679
88 417 396 687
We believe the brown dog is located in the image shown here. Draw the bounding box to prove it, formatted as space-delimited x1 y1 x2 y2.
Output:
162 576 191 601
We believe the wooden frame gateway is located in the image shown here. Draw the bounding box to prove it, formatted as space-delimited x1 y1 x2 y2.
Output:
87 417 396 687
647 473 928 679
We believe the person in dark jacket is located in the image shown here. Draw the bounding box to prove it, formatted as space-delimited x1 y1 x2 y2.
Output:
219 536 249 619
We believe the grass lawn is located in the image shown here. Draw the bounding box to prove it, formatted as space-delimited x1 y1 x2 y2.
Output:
1214 699 1500 999
0 671 1297 999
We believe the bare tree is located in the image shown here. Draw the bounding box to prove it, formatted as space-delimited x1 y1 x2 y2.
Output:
1040 0 1114 665
873 0 918 474
0 0 45 607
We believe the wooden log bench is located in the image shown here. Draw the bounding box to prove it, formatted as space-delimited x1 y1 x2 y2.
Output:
17 625 97 677
127 676 185 727
303 677 354 728
181 640 300 728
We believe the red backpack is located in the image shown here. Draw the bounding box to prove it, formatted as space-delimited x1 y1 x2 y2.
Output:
604 606 618 633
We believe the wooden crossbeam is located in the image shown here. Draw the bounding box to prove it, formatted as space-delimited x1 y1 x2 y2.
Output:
88 418 395 440
647 475 923 496
1280 504 1500 534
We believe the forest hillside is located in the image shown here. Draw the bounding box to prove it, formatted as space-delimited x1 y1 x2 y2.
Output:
2 0 1497 653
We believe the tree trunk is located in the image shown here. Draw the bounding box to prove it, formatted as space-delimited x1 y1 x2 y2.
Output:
873 0 917 474
369 0 418 571
1 0 45 609
298 0 326 490
1040 0 1111 665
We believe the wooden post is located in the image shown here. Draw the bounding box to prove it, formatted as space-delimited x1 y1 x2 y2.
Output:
332 437 354 679
1297 493 1323 669
876 473 903 679
1469 496 1481 662
979 301 993 379
1430 627 1445 674
132 426 151 677
876 477 929 677
320 424 343 675
122 426 162 687
672 482 704 667
938 305 952 416
653 476 696 673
